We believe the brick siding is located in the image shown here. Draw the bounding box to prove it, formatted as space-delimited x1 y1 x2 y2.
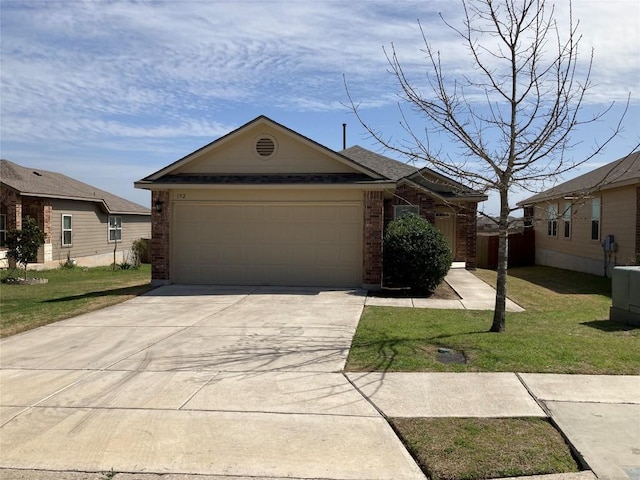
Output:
151 190 170 281
363 190 384 286
383 183 479 269
384 183 435 228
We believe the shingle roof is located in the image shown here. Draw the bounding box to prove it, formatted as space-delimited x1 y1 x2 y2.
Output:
340 145 418 181
519 151 640 205
342 145 487 201
1 159 150 215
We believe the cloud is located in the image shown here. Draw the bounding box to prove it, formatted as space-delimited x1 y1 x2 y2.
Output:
1 0 637 213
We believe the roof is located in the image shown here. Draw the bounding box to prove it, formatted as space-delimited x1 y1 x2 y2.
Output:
138 116 385 184
519 151 640 205
1 159 150 215
134 116 485 202
341 146 418 181
342 145 487 202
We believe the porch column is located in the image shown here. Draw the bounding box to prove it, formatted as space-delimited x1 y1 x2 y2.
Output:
151 190 171 285
363 190 384 289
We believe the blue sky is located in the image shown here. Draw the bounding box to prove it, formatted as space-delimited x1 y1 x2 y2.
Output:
1 0 638 214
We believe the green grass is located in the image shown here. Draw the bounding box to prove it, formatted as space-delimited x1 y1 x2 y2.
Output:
391 417 579 480
346 266 640 374
0 265 153 337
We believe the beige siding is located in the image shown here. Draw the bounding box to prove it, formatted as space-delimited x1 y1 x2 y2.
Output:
532 185 637 274
51 199 150 265
178 125 355 175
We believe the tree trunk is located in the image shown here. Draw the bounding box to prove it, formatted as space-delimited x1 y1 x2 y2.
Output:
490 191 510 332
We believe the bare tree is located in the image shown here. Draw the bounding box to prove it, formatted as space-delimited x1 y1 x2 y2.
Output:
348 0 631 332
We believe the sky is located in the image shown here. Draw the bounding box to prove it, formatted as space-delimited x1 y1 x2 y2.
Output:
1 0 638 215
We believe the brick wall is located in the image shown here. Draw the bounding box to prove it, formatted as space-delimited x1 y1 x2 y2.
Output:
1 188 22 230
384 183 480 269
151 190 170 282
384 183 435 228
22 197 52 244
363 191 384 287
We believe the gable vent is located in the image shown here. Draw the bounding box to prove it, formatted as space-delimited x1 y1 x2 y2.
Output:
256 136 276 157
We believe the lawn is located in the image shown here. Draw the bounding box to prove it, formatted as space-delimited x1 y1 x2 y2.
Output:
391 417 579 480
0 265 153 337
346 266 640 374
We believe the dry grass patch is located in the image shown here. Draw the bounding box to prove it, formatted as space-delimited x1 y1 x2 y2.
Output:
391 417 580 480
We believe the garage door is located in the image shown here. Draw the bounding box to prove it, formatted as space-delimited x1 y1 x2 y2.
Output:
171 202 363 287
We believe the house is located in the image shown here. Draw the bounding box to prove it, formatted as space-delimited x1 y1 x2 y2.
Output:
1 159 151 269
134 116 487 288
518 151 640 277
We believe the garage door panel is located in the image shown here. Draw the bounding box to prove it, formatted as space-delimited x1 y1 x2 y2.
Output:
172 202 363 287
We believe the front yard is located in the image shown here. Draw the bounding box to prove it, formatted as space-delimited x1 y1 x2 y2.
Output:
0 265 152 337
346 266 639 375
347 265 638 480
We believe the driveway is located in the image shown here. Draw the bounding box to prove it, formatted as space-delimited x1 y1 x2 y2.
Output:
0 285 425 479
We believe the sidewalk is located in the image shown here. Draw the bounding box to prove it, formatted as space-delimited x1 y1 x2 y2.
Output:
347 372 640 480
365 266 525 312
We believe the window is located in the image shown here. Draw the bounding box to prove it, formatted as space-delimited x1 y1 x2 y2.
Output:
108 216 122 242
62 214 72 246
0 214 6 247
547 204 557 237
394 205 420 219
591 198 600 241
563 202 571 238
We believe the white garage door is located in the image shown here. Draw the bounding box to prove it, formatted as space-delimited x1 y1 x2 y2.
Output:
172 202 363 287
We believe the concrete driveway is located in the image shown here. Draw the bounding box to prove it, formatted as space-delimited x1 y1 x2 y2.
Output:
0 285 425 479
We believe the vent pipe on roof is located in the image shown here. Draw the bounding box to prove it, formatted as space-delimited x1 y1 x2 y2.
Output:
342 123 347 150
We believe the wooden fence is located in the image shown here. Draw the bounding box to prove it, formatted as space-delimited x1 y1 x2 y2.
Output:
476 230 535 269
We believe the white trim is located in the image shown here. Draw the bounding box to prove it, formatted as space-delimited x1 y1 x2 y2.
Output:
108 215 122 243
61 214 72 247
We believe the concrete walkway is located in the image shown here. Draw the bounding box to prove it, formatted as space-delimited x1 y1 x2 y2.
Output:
347 372 640 480
365 267 525 312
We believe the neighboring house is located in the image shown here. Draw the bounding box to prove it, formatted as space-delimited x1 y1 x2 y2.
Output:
518 151 640 277
477 216 524 233
135 115 487 288
1 159 151 269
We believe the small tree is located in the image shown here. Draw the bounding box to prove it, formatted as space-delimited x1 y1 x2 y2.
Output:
6 216 46 280
348 0 633 332
384 213 453 293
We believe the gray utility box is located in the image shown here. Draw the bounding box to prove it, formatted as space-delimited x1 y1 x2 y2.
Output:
610 266 640 326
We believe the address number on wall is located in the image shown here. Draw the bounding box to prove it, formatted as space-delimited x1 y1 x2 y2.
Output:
176 193 187 200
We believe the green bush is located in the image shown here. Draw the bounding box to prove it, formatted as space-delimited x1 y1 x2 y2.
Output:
383 213 453 293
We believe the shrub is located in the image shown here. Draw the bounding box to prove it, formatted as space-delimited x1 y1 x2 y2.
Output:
5 216 46 280
383 213 453 293
131 238 149 266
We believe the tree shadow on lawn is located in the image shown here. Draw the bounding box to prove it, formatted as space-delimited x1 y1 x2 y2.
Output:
44 284 153 303
581 319 638 332
506 266 612 297
352 331 488 372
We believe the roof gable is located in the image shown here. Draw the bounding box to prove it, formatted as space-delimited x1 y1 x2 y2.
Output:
141 116 384 182
1 159 149 215
520 151 640 205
